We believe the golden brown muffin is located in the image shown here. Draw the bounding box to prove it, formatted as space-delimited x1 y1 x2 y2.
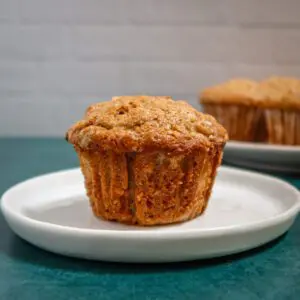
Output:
259 77 300 145
201 79 263 141
66 95 228 226
200 77 300 145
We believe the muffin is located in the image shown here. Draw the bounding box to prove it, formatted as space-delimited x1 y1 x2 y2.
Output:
260 77 300 145
66 95 228 226
200 77 300 145
200 79 263 142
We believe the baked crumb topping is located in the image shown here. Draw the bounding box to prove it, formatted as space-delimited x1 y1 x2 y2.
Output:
67 95 227 153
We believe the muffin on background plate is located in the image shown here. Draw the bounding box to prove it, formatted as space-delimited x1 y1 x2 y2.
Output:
200 79 263 142
200 77 300 145
260 77 300 145
66 95 227 226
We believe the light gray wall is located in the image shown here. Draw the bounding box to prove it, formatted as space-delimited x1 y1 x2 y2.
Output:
1 0 300 136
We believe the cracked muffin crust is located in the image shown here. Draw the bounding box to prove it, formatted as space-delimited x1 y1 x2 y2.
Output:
67 95 227 154
66 95 228 225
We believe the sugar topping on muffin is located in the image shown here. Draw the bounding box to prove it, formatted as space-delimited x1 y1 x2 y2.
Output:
67 95 228 154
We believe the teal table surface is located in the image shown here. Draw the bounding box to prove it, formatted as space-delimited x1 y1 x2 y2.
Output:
0 138 299 300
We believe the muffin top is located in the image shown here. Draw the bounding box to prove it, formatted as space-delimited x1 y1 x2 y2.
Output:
200 77 300 110
200 79 260 106
258 77 300 109
66 95 227 154
262 76 300 92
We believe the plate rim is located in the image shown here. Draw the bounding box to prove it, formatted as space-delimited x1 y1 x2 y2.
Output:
226 141 300 153
1 167 300 240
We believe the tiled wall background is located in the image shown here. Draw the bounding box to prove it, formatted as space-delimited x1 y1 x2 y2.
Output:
1 0 300 136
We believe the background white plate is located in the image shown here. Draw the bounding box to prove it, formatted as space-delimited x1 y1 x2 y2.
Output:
224 141 300 174
1 167 299 263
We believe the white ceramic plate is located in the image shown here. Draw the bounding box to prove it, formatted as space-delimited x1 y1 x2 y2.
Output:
224 141 300 174
1 167 299 263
